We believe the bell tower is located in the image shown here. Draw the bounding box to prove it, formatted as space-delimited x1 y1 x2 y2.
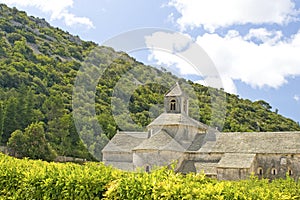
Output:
164 82 188 115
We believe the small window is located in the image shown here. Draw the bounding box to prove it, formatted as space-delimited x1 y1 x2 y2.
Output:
145 165 150 173
271 168 277 175
291 155 294 159
170 99 176 111
257 167 263 175
288 168 293 176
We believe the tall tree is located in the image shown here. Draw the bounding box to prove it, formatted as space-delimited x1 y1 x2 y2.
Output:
0 101 4 141
42 93 69 154
2 97 19 144
7 122 57 161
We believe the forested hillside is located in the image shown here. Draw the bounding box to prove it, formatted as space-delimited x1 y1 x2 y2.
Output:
0 4 299 161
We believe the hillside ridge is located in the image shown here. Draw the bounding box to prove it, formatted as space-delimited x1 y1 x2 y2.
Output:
0 4 299 161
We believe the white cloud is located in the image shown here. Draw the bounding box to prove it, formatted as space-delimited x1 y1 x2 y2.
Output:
147 51 198 75
62 13 94 28
244 28 283 45
196 30 300 90
294 95 300 101
0 0 94 29
196 76 237 94
145 31 198 75
145 31 230 92
168 0 298 32
165 1 300 93
145 29 300 94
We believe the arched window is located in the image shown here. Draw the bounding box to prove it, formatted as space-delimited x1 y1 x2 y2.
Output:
271 168 277 175
288 168 293 176
145 165 150 173
291 154 294 159
257 167 263 175
170 99 176 111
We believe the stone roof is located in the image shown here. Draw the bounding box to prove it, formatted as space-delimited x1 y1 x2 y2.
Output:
195 162 217 175
133 130 185 152
199 132 300 154
102 131 148 153
147 113 208 130
198 141 216 153
217 153 256 169
186 133 207 151
176 160 196 173
165 82 184 97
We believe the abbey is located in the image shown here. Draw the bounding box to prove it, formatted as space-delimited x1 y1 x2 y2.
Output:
102 83 300 180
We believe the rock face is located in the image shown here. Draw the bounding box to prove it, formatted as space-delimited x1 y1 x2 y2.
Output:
102 83 300 180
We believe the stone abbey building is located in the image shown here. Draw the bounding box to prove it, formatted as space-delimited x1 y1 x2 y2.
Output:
102 83 300 180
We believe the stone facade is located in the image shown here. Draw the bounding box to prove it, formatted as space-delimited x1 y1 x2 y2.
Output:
102 83 300 180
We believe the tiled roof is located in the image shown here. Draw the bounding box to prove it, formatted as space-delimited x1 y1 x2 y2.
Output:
165 82 184 97
102 131 148 153
199 132 300 154
147 113 208 130
217 153 256 169
195 162 218 174
133 130 185 152
186 133 206 151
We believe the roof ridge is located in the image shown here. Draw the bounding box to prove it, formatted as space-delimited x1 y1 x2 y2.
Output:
165 82 184 97
133 130 185 151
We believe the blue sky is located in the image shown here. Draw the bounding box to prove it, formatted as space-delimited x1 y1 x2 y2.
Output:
1 0 300 123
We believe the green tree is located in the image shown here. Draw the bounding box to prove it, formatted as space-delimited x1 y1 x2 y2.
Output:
6 129 24 156
0 101 4 141
7 122 57 161
2 97 19 144
47 113 70 155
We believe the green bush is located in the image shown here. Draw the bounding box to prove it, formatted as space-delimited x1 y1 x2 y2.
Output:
0 153 121 199
0 154 300 199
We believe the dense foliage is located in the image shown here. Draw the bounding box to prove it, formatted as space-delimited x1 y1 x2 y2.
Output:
0 153 300 199
7 122 57 161
0 153 119 199
0 4 299 161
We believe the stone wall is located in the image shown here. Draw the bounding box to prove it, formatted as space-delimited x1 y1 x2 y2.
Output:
133 149 183 170
54 156 86 163
0 146 8 154
102 152 132 163
217 168 251 180
255 154 300 180
189 152 223 162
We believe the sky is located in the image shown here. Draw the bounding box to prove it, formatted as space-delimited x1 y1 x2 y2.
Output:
1 0 300 123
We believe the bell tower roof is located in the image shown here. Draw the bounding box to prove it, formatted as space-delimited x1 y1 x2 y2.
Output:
165 82 184 97
164 82 189 115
